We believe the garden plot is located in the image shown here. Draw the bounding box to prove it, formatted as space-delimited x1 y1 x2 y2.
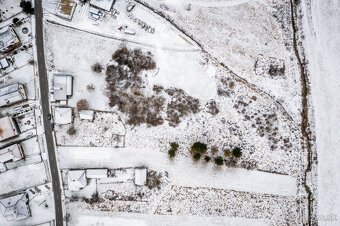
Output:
137 0 302 120
0 1 22 20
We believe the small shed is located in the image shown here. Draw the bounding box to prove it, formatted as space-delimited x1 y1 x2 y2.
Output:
134 167 147 186
54 107 72 124
0 58 9 69
79 110 94 121
86 169 108 179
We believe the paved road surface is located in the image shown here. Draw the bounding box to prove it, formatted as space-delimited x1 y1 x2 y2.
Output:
34 1 63 225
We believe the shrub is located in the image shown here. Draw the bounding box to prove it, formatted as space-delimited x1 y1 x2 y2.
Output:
168 142 179 158
210 145 218 155
13 18 19 24
77 99 89 111
204 155 211 162
86 84 95 92
214 156 224 165
224 149 232 157
232 147 242 158
191 142 207 154
193 152 201 161
20 0 34 14
92 63 103 73
67 126 76 135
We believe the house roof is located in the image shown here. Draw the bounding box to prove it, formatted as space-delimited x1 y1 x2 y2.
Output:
0 193 30 222
86 169 108 179
0 26 20 52
54 107 72 125
0 116 19 142
0 144 24 163
90 0 115 11
0 83 27 107
68 170 87 191
0 58 9 69
79 110 94 121
53 74 73 101
134 167 147 186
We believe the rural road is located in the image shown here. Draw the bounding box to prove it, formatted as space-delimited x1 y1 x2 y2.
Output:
34 1 63 225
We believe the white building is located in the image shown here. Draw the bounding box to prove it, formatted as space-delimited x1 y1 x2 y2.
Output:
90 0 115 11
0 116 19 142
0 193 30 222
0 83 27 107
0 26 21 53
134 167 147 186
79 110 94 121
52 74 73 102
0 58 9 69
0 144 24 164
86 169 108 179
54 107 72 124
68 170 87 191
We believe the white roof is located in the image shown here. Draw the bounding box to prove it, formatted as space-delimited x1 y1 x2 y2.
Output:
68 170 87 191
86 169 108 178
0 144 24 163
0 193 30 222
0 116 19 142
54 107 72 125
134 168 147 186
0 26 19 52
90 0 115 11
79 110 94 121
0 84 27 107
53 74 73 101
0 58 9 68
89 7 100 15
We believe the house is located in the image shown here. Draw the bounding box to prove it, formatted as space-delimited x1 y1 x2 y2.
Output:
79 110 94 121
134 167 147 186
52 74 73 102
0 58 9 69
0 144 24 164
0 116 19 142
68 170 87 191
86 169 108 179
0 84 27 107
0 193 30 222
90 0 115 11
0 26 21 54
54 107 72 124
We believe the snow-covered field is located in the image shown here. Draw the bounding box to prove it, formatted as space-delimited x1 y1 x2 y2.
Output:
301 0 340 224
41 0 320 225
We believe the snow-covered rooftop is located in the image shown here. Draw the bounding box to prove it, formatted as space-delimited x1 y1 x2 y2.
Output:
86 169 108 179
54 107 72 125
0 116 19 142
53 74 73 101
0 26 20 53
0 193 30 222
68 170 87 191
0 83 27 107
0 143 24 164
90 0 115 11
79 110 94 121
134 167 147 186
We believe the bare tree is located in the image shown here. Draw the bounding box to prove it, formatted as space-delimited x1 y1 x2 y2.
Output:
77 99 89 111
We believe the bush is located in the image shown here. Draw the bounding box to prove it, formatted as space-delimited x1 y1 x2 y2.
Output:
92 63 103 73
224 149 232 157
67 126 76 135
77 99 89 111
210 145 218 155
214 156 224 165
232 147 242 158
13 18 19 24
168 142 179 158
191 142 207 154
20 0 34 14
204 155 211 162
193 152 201 161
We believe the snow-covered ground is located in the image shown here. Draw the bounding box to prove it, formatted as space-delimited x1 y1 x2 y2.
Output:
0 162 47 195
68 210 270 226
301 0 340 224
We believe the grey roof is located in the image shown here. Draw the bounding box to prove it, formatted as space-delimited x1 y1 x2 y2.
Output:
0 193 30 222
0 84 27 107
